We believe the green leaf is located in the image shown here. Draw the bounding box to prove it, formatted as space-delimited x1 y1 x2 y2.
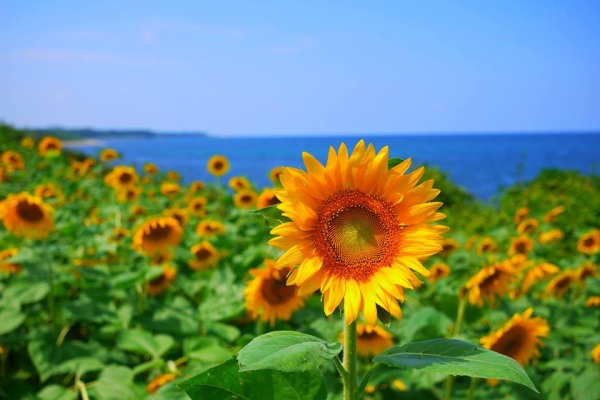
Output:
37 385 78 400
88 365 139 400
179 358 327 400
111 271 144 290
388 157 404 170
3 281 50 305
374 338 538 393
0 309 25 335
252 205 290 229
237 331 342 372
117 329 174 358
571 368 600 400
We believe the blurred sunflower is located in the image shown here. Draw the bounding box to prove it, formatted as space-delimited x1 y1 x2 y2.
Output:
104 166 138 189
234 189 257 209
269 166 284 185
164 208 188 227
1 151 25 171
167 170 180 181
464 261 515 307
160 182 181 197
229 176 252 192
256 188 281 209
392 380 408 392
100 148 120 162
34 183 63 201
269 141 446 326
585 296 600 308
38 136 62 157
545 270 577 298
517 218 539 235
427 262 451 282
577 229 600 255
477 237 497 254
244 259 307 326
575 262 597 282
196 220 225 237
207 155 229 177
520 262 559 295
592 344 600 364
0 167 5 183
342 324 394 357
132 217 182 255
146 373 177 393
543 205 565 223
21 137 34 148
440 238 459 255
508 235 534 256
188 180 205 194
146 265 177 296
188 197 208 217
111 227 129 241
188 241 220 270
480 308 549 365
0 248 21 274
538 228 564 245
143 162 158 175
150 251 173 265
513 207 529 224
70 159 94 177
116 186 142 203
0 193 54 239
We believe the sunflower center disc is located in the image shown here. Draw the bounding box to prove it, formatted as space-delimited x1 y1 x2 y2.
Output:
146 225 172 241
17 200 44 222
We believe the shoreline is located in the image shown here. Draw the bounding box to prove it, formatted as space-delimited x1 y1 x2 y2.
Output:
63 138 105 148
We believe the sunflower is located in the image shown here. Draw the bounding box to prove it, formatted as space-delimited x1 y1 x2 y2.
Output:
1 151 25 171
517 218 539 235
513 207 529 224
143 162 158 175
392 380 408 392
538 228 564 245
545 270 577 298
269 167 284 185
480 308 549 366
70 159 94 177
585 296 600 308
188 241 220 270
38 136 62 157
132 217 182 255
164 208 188 227
146 265 177 296
269 141 446 326
188 197 208 217
592 344 600 364
244 259 307 326
508 235 534 256
347 324 394 357
34 183 63 200
464 261 515 307
160 182 181 197
575 262 597 282
150 251 174 265
520 262 559 295
196 220 226 237
207 155 230 177
577 229 600 255
111 227 129 241
0 167 5 183
188 180 205 194
21 137 34 148
440 238 459 255
229 176 252 192
116 186 142 203
234 189 257 209
543 206 565 223
100 148 120 162
104 166 138 189
0 193 54 239
427 262 451 282
167 170 180 181
477 237 497 254
0 248 21 274
256 188 281 209
146 373 177 393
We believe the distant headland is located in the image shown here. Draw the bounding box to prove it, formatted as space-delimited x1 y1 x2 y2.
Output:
16 127 208 141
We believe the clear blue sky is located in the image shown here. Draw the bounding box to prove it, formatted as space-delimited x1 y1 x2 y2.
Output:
1 1 599 136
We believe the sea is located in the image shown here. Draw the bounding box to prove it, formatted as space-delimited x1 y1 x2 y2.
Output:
72 133 600 201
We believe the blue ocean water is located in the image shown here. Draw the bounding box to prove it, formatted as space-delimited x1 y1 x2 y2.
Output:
74 133 600 201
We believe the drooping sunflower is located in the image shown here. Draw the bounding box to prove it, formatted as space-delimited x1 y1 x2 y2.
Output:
188 241 220 270
229 176 252 192
188 197 208 217
339 324 394 357
38 136 62 157
592 344 600 364
167 170 180 181
146 373 177 393
513 207 529 224
132 217 182 255
542 206 565 223
427 262 451 282
188 180 205 194
577 229 600 255
163 208 188 227
104 166 139 189
1 151 25 171
21 137 34 148
575 262 597 282
207 155 230 177
0 193 54 239
160 182 181 197
538 228 564 245
234 189 257 209
143 162 159 175
146 265 177 296
244 259 307 326
269 141 446 325
585 296 600 308
100 148 120 162
0 248 21 274
440 238 459 255
464 261 515 307
269 167 284 185
508 235 534 256
520 262 559 295
477 237 498 254
34 183 63 201
545 270 577 298
256 188 281 209
480 308 549 366
116 186 142 203
195 220 226 237
517 218 539 235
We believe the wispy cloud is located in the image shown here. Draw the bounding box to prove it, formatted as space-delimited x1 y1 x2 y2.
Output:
265 36 318 55
138 30 157 43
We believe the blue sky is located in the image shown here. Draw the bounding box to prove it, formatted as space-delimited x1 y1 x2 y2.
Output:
1 1 599 136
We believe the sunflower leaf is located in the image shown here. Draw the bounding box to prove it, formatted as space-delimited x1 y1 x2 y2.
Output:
179 358 327 400
252 205 290 229
374 338 538 393
237 331 342 372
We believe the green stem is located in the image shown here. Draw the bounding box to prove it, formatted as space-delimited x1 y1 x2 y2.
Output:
357 364 380 394
343 318 358 400
255 319 266 336
466 377 477 400
44 242 57 326
445 297 468 400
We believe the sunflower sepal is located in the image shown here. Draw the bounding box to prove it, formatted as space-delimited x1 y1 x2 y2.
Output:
237 330 342 372
252 204 291 229
373 338 539 393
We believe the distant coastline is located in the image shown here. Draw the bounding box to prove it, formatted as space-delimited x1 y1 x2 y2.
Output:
24 127 208 141
63 138 106 148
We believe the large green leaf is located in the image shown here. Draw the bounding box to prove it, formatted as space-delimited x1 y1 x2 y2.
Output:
252 205 290 229
374 338 538 393
237 331 342 372
179 358 326 400
3 281 50 305
571 368 600 400
117 329 174 359
0 309 25 335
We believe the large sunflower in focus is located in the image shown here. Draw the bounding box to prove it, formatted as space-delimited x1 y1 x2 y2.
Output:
269 141 447 326
132 217 182 255
0 193 54 239
480 308 549 365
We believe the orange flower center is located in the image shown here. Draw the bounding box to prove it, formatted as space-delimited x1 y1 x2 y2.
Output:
119 172 134 184
491 325 526 358
583 237 595 247
145 224 173 241
16 199 44 222
264 194 280 206
314 190 400 281
240 194 253 204
213 161 224 170
194 247 213 260
261 273 296 305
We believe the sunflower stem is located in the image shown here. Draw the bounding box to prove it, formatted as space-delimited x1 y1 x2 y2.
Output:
444 297 468 400
44 242 57 326
255 319 265 336
343 318 358 400
466 377 477 400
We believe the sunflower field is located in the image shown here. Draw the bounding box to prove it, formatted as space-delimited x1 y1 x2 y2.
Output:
0 123 599 400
